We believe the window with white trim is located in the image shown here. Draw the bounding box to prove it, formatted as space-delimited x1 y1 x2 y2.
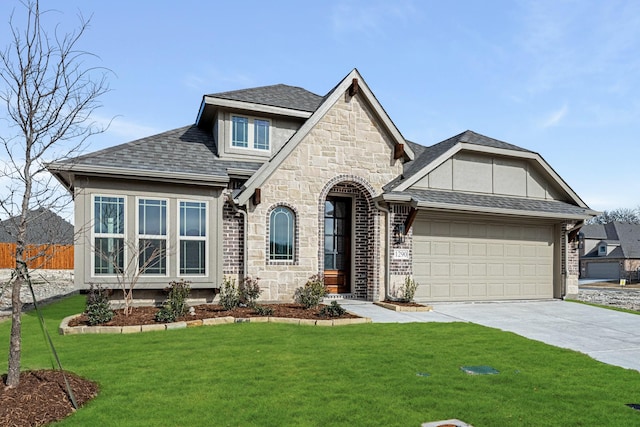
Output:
231 115 270 151
94 196 125 275
269 206 295 261
138 198 167 275
179 201 207 275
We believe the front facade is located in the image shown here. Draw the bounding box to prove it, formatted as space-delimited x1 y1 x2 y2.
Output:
48 69 596 303
579 222 640 281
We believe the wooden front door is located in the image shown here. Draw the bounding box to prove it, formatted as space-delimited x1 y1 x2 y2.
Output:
324 197 351 294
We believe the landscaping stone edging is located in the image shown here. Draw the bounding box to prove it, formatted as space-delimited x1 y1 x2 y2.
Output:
59 313 372 335
374 301 433 312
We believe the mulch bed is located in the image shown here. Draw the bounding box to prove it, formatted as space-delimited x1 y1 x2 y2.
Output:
382 300 426 307
0 370 98 427
68 302 359 327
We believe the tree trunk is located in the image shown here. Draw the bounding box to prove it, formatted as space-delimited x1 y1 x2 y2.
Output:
5 261 26 387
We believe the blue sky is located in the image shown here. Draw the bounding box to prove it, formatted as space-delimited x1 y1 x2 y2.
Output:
1 0 638 212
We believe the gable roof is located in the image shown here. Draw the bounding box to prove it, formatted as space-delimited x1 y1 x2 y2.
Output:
47 125 263 190
387 130 590 211
0 208 73 245
234 68 414 205
581 222 640 259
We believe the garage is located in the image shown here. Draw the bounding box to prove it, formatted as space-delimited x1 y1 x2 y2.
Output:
585 262 619 280
412 213 555 301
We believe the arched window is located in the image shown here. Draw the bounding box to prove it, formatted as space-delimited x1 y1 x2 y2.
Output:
269 206 295 261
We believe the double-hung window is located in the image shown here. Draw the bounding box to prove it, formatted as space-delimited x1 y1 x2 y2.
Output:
94 196 125 275
138 199 167 275
231 115 270 151
179 201 207 275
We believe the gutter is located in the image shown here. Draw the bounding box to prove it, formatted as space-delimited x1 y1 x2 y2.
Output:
226 192 248 278
374 199 391 301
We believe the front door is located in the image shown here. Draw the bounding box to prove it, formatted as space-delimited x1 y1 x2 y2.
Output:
324 196 351 294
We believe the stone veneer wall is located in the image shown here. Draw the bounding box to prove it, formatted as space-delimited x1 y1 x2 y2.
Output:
244 91 402 301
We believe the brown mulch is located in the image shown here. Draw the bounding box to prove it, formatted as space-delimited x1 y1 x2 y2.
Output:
68 302 359 327
0 370 98 427
383 300 426 307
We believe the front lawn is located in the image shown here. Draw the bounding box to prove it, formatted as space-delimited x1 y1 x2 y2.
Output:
2 295 640 426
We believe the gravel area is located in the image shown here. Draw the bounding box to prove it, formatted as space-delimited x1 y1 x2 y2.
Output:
577 288 640 311
0 269 76 317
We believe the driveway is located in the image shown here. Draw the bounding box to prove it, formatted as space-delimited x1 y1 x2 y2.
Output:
340 300 640 372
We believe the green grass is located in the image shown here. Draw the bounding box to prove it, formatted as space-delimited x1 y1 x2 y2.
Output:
568 299 640 315
2 295 640 426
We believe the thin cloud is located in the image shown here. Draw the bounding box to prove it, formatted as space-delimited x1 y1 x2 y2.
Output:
541 104 568 128
330 0 417 38
93 114 161 141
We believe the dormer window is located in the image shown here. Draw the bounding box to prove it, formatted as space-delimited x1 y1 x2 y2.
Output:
598 244 606 256
231 115 270 151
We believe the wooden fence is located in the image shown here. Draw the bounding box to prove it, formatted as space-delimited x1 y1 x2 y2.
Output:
0 243 74 270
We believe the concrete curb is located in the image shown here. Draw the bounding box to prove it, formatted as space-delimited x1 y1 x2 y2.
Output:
59 313 372 335
374 301 433 312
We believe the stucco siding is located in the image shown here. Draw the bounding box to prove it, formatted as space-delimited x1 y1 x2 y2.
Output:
412 152 565 201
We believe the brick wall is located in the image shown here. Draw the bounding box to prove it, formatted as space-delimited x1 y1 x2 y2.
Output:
223 199 244 275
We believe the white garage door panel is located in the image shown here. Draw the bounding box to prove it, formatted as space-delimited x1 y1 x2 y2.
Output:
413 217 554 301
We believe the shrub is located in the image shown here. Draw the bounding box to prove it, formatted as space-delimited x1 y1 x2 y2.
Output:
239 276 262 307
219 276 240 310
294 274 327 309
254 304 274 316
155 280 191 323
399 276 419 302
86 284 114 326
319 300 346 318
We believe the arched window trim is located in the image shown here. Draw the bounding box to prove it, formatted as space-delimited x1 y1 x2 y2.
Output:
267 204 297 264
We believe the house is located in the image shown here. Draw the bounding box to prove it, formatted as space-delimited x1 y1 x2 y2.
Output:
579 222 640 281
47 69 596 303
0 208 74 270
0 208 74 245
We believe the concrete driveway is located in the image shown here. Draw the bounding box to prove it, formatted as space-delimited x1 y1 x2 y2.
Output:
341 300 640 372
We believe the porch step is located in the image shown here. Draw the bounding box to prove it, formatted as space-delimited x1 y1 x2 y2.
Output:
323 293 355 300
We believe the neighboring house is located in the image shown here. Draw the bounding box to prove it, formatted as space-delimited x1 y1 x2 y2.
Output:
579 222 640 281
47 69 596 303
0 208 74 270
0 208 74 245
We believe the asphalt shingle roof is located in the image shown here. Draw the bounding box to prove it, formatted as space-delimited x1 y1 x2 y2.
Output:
52 125 263 179
388 130 534 191
207 84 323 113
0 208 73 245
581 222 640 259
394 188 591 218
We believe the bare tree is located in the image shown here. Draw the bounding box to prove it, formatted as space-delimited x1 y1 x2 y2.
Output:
587 207 640 225
94 238 169 316
0 0 110 387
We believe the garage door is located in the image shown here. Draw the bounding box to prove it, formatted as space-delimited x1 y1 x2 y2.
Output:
412 215 554 301
585 262 619 279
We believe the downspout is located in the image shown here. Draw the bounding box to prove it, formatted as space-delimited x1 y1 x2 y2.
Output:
227 192 248 278
375 199 391 301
